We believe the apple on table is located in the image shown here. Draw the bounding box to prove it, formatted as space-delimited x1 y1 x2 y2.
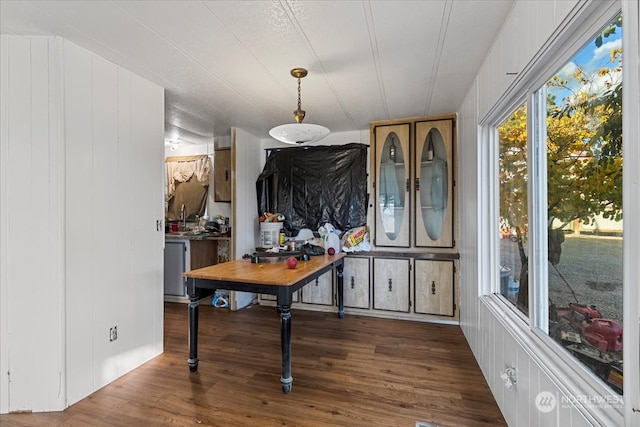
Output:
286 256 298 269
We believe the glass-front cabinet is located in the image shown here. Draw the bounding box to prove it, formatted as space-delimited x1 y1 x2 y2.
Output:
374 124 411 247
415 119 454 247
373 118 454 248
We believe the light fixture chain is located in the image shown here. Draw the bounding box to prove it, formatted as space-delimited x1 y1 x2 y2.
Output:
297 77 302 110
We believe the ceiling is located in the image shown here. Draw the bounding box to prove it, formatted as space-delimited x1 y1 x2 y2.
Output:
1 0 514 145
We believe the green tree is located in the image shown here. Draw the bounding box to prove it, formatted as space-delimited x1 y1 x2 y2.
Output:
499 18 622 311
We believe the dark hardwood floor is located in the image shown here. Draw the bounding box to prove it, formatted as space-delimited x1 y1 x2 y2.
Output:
1 302 506 426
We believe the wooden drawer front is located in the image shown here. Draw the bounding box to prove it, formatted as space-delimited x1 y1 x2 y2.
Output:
302 271 333 305
343 257 370 309
373 258 410 312
414 259 454 316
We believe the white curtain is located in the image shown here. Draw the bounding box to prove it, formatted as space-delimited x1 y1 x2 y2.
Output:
165 155 212 202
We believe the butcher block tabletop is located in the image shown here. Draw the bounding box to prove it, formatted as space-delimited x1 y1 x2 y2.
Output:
183 252 346 286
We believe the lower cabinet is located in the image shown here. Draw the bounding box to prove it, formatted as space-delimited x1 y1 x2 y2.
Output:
164 237 231 302
301 271 333 305
261 271 334 305
257 254 457 322
373 257 410 312
343 257 370 309
414 259 455 316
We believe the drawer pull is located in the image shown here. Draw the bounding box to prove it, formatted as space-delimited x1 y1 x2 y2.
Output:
350 276 355 289
388 278 393 291
431 281 436 295
315 278 319 287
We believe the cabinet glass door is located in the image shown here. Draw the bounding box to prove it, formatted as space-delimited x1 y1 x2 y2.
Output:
374 124 410 247
415 120 453 247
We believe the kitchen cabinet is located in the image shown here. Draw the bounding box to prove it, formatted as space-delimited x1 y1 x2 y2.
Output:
373 257 410 312
164 240 188 297
414 259 455 316
373 123 411 247
301 271 333 305
214 148 231 202
367 114 458 321
256 114 457 322
414 119 454 247
371 117 455 248
260 258 369 310
343 257 370 309
164 237 231 302
256 253 457 321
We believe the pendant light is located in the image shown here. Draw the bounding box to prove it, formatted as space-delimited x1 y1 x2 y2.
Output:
269 68 330 145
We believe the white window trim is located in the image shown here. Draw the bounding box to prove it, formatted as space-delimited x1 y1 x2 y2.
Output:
528 87 549 333
621 0 640 420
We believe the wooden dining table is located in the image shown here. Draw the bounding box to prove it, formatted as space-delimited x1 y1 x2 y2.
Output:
183 252 346 393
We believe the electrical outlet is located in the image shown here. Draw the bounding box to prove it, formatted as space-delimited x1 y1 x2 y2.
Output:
109 326 118 342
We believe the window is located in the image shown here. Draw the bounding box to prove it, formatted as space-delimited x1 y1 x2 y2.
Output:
497 14 623 394
165 155 212 222
498 102 528 311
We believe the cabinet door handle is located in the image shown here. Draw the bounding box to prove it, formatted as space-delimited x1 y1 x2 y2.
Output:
431 280 436 295
405 178 410 192
225 170 229 181
415 177 420 192
350 276 355 289
388 278 393 291
315 278 319 287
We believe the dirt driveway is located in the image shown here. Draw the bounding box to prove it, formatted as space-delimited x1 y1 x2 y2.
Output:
500 234 623 324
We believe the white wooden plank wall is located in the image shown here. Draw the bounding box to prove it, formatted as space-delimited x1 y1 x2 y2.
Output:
0 36 66 413
129 71 164 368
231 128 263 309
0 36 164 412
64 39 94 404
64 40 164 406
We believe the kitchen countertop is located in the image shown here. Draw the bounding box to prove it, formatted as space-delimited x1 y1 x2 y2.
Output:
165 232 230 241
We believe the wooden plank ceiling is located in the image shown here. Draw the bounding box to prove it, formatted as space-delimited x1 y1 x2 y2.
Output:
1 0 514 144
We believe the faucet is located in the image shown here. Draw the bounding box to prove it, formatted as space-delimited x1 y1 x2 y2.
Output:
180 204 186 231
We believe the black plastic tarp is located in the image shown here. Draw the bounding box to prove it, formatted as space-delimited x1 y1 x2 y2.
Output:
256 143 368 234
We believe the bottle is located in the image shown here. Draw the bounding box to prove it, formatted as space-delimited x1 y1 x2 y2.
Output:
279 231 285 245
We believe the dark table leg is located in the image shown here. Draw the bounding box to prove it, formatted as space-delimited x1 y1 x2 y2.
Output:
188 285 199 372
277 290 293 394
337 262 345 319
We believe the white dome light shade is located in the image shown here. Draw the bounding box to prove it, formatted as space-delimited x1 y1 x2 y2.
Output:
269 67 330 144
269 123 330 145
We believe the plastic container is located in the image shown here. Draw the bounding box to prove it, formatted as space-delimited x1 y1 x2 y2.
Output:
500 266 510 295
325 233 340 253
507 278 519 300
260 222 283 247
